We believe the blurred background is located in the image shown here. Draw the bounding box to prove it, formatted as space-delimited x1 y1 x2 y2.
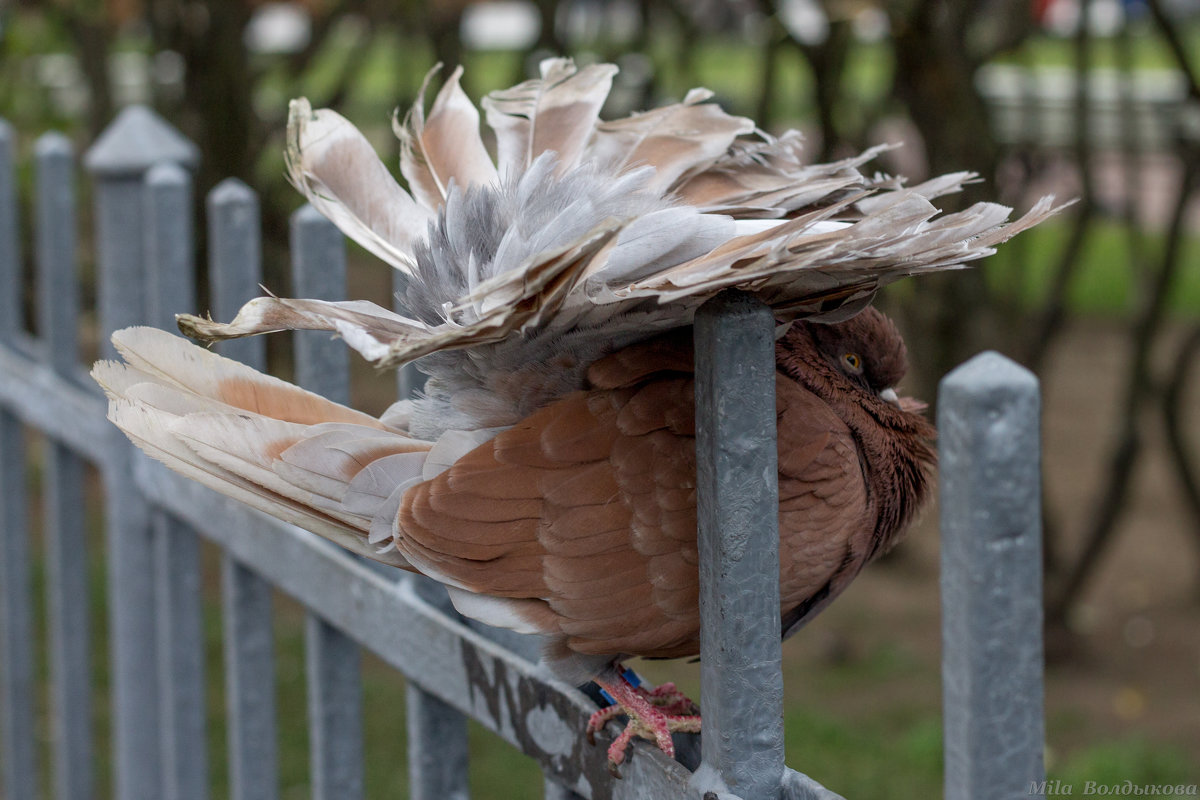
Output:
1 0 1198 796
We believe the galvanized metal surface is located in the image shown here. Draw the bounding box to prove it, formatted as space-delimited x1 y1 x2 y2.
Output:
406 574 473 800
0 411 38 800
392 269 428 400
223 557 280 800
694 291 786 800
939 351 1046 800
780 768 847 800
35 132 94 800
209 179 279 800
154 512 211 800
35 133 79 372
208 178 266 369
0 120 37 800
290 206 365 800
145 162 209 800
0 343 111 463
144 163 197 332
86 107 176 800
406 683 471 800
82 105 200 177
0 121 19 341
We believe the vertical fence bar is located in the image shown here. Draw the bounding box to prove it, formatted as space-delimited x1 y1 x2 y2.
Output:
0 120 20 342
146 162 210 800
938 351 1045 800
146 162 198 331
35 132 93 800
290 204 365 800
405 576 471 800
391 264 470 799
208 178 278 800
392 270 427 400
86 105 197 800
0 417 36 800
209 179 266 369
0 118 39 800
221 561 276 800
694 290 785 800
291 205 348 396
305 615 363 800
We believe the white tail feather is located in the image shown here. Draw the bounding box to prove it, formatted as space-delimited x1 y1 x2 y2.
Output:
95 328 438 567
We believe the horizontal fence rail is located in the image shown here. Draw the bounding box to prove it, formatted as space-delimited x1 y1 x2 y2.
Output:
0 107 1045 800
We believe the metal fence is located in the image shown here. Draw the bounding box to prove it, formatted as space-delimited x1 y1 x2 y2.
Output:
0 107 1045 800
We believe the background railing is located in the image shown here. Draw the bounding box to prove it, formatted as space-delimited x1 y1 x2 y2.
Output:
0 107 1044 800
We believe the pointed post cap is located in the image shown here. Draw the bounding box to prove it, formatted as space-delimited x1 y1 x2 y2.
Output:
84 105 200 177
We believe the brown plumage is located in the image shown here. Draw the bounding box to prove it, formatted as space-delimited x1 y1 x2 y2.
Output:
398 308 934 667
93 58 1056 771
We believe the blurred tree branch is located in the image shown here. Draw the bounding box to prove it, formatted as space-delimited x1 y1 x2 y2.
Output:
48 1 115 141
1043 0 1200 623
1164 324 1200 558
1049 139 1199 626
1146 0 1200 102
1023 0 1096 376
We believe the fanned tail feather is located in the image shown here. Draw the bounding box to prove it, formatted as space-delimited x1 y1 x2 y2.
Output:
396 64 499 209
93 327 432 565
163 56 1067 435
286 99 430 273
482 58 618 177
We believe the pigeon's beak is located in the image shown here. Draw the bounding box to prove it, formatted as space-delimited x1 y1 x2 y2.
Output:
879 387 901 408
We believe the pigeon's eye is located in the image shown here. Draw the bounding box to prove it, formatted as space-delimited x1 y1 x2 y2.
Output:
842 353 863 373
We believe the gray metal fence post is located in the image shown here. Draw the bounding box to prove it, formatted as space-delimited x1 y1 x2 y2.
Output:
145 162 210 800
0 118 40 800
207 178 278 800
694 290 785 800
406 574 472 800
393 270 427 400
0 120 19 343
290 204 366 800
387 263 472 800
938 351 1045 800
35 131 93 800
0 417 35 800
84 104 199 800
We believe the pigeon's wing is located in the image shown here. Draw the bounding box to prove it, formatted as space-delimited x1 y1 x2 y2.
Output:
394 332 873 662
396 346 702 659
613 194 1062 316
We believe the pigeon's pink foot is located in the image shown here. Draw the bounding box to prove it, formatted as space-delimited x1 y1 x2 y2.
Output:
587 671 701 777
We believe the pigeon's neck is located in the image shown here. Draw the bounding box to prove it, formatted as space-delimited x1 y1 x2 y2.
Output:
831 394 937 559
781 334 937 560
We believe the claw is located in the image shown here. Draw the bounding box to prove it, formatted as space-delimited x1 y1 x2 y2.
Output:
588 667 702 774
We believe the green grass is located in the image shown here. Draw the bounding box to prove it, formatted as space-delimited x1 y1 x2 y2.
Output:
985 217 1200 317
995 23 1200 72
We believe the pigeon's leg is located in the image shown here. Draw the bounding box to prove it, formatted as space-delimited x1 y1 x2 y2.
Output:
587 668 702 776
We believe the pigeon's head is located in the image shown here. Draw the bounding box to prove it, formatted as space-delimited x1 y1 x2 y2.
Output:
778 307 911 409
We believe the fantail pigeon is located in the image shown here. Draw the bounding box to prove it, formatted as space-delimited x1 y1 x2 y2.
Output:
93 59 1058 772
